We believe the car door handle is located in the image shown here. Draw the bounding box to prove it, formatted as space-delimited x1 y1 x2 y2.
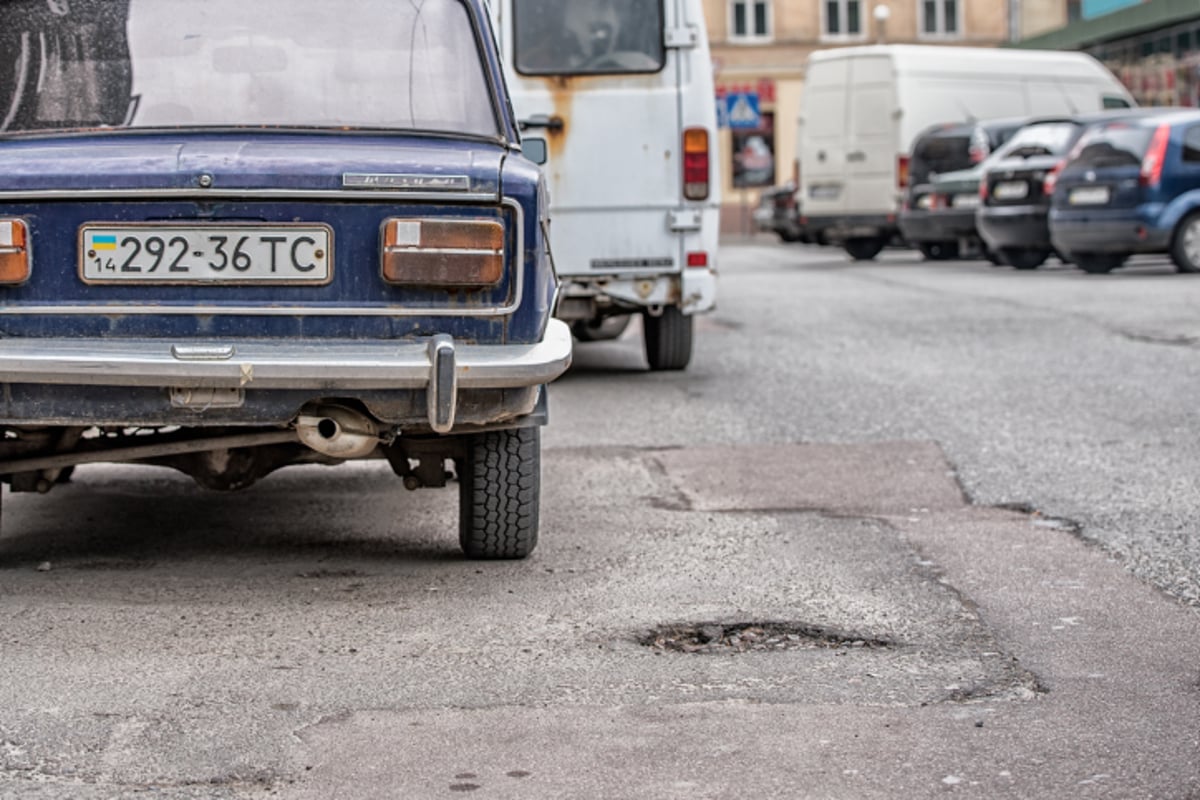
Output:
518 115 564 132
846 151 866 163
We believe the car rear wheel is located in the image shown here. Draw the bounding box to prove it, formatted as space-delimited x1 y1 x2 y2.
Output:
1000 247 1050 270
458 427 540 560
1072 252 1128 275
1171 213 1200 273
643 306 693 371
917 242 959 261
844 237 886 261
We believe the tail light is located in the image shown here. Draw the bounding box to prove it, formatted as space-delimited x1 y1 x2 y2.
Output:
380 218 503 288
683 127 710 201
897 155 911 190
1043 159 1066 197
979 177 990 202
686 252 708 268
1140 124 1171 188
0 219 30 284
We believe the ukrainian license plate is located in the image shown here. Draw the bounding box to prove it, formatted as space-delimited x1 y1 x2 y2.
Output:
1068 186 1110 206
80 224 333 284
993 181 1029 201
952 193 981 209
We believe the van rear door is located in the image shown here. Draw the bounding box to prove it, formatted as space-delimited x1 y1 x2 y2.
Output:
799 57 850 216
492 0 702 278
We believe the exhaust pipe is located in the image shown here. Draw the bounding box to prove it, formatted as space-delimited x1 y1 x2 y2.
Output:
295 405 381 459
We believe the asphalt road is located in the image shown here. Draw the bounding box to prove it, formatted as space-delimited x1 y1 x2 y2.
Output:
1 240 1198 798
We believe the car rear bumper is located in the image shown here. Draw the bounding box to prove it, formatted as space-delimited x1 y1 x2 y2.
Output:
922 208 978 241
977 205 1051 250
1050 209 1172 254
0 319 573 432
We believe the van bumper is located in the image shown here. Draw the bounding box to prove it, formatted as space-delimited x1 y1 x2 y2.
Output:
803 214 896 243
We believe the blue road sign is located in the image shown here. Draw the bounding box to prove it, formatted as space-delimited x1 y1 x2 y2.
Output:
725 92 760 129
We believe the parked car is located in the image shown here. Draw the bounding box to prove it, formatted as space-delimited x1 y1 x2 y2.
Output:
754 183 808 243
978 109 1186 270
0 0 571 559
1050 110 1200 274
798 44 1134 262
899 118 1027 260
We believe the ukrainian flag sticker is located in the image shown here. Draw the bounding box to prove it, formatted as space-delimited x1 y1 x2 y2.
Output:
92 235 117 251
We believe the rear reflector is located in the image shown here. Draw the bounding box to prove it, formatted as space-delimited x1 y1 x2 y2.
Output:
686 252 708 268
381 218 503 287
0 219 30 284
897 155 911 190
683 127 710 201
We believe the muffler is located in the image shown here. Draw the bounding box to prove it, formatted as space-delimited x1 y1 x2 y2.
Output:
295 404 382 459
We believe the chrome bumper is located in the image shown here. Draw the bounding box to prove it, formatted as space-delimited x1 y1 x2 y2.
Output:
0 319 573 433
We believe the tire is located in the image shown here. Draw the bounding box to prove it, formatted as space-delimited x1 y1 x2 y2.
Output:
1000 247 1050 271
1171 212 1200 273
844 237 886 261
778 229 802 243
917 242 959 261
571 315 631 342
1072 252 1127 275
643 306 693 371
458 427 540 560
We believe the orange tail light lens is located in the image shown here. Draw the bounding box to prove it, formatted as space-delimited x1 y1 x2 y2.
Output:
683 127 710 201
0 219 30 284
381 218 504 288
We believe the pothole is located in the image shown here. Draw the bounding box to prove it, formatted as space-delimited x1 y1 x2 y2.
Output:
638 622 893 654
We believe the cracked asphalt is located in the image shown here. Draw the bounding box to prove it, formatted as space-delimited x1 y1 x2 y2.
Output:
1 240 1199 798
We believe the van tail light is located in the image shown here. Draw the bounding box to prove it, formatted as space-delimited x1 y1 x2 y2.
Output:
686 252 708 268
1140 124 1170 188
1043 159 1066 197
0 219 30 284
381 218 504 288
897 155 911 190
683 127 710 201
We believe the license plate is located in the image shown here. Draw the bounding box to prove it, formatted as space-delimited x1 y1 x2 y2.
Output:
809 184 841 201
80 224 333 284
1068 186 1110 206
993 181 1029 200
952 193 981 209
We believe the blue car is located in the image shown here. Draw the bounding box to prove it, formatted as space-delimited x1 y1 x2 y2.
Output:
1049 110 1200 274
0 0 570 558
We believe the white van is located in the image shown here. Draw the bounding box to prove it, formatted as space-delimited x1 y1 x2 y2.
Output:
487 0 719 370
798 45 1135 261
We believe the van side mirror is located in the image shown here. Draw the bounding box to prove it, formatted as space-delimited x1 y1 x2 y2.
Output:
522 138 548 165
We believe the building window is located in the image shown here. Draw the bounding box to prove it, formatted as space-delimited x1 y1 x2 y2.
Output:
822 0 863 39
920 0 961 38
729 0 771 42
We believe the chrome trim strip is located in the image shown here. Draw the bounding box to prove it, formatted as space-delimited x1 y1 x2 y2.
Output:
0 188 499 202
0 319 572 391
0 199 526 317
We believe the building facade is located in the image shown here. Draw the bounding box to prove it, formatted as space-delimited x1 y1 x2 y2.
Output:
704 0 1025 232
1018 0 1200 109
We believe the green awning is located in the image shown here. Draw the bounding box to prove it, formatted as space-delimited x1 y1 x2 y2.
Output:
1014 0 1200 51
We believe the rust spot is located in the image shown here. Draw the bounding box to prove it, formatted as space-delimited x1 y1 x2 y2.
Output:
537 76 575 165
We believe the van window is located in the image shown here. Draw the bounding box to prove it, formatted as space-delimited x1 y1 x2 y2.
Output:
513 0 665 76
